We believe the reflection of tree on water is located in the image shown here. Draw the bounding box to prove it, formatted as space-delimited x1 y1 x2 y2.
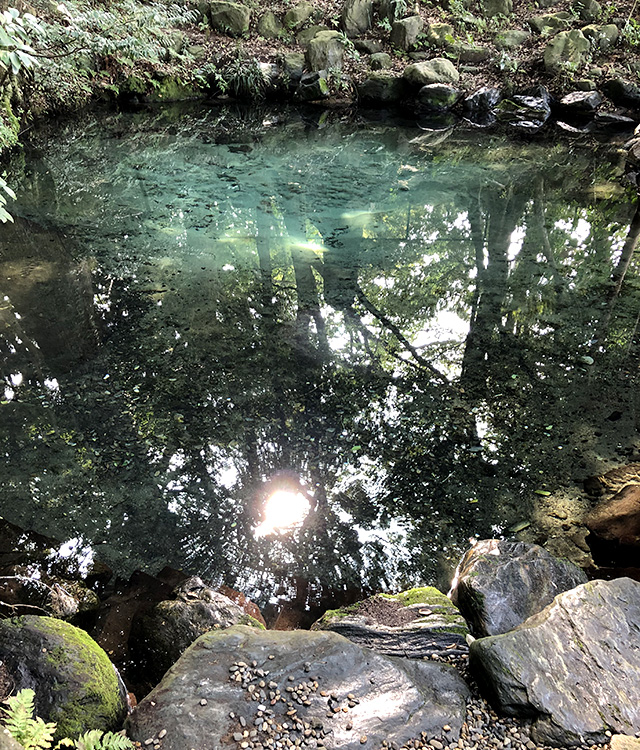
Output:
1 109 640 617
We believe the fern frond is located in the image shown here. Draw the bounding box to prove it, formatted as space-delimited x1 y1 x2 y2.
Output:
3 689 37 745
74 730 134 750
24 717 57 750
2 690 57 750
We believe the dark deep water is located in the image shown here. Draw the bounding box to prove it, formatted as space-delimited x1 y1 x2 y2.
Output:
1 102 639 613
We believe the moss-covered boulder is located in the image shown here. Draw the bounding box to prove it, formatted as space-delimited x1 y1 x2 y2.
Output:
581 23 619 54
0 615 127 740
529 11 573 35
284 1 314 30
417 83 463 111
311 587 468 658
357 72 405 103
257 11 284 39
341 0 372 37
494 28 530 49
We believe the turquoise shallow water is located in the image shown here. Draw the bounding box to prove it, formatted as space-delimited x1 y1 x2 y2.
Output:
1 103 639 611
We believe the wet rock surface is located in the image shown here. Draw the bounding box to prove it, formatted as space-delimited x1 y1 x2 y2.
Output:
450 540 587 637
311 587 468 659
469 578 640 746
126 625 470 750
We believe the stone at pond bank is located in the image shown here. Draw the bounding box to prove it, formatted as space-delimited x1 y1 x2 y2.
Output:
0 615 127 740
204 1 251 36
341 0 372 37
306 30 346 72
130 576 264 685
311 587 468 658
417 84 463 112
126 625 470 750
449 539 587 637
495 95 552 127
403 59 459 87
357 72 405 104
469 578 640 746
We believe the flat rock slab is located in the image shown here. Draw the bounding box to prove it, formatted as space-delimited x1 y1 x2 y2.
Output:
450 539 587 636
126 625 470 750
470 578 640 746
312 587 468 658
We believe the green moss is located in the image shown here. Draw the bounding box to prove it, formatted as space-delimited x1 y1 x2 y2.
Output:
312 601 362 628
34 617 124 739
0 94 20 152
239 614 266 630
379 586 451 608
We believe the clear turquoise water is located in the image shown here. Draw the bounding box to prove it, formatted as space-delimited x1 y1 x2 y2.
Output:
1 103 639 612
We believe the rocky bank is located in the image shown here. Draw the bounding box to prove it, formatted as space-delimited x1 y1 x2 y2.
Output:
1 0 640 155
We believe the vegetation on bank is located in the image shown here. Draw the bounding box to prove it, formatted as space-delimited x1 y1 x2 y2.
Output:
2 689 133 750
0 0 637 166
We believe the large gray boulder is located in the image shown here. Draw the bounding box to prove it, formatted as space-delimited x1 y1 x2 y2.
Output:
341 0 372 37
312 587 468 657
390 15 424 50
449 540 587 637
284 1 314 30
0 616 127 740
403 58 459 86
306 30 346 71
130 576 264 684
544 29 590 73
469 578 640 746
126 625 470 750
206 1 251 35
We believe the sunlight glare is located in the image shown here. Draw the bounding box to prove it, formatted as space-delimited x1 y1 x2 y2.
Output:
254 490 310 538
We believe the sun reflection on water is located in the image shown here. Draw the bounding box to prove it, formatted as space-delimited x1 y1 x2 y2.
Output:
254 489 311 538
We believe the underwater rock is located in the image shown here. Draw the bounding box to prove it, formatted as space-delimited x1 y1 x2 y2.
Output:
470 578 640 746
311 587 468 658
126 625 470 750
0 615 127 739
130 576 264 685
449 539 587 637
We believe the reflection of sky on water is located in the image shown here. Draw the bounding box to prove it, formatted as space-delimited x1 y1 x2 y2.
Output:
0 105 639 608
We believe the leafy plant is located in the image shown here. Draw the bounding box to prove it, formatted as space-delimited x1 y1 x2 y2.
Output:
622 18 640 50
0 7 43 78
2 690 56 750
223 46 267 100
2 690 134 750
0 175 16 223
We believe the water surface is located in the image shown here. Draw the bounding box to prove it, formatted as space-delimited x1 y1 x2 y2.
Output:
1 103 639 615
